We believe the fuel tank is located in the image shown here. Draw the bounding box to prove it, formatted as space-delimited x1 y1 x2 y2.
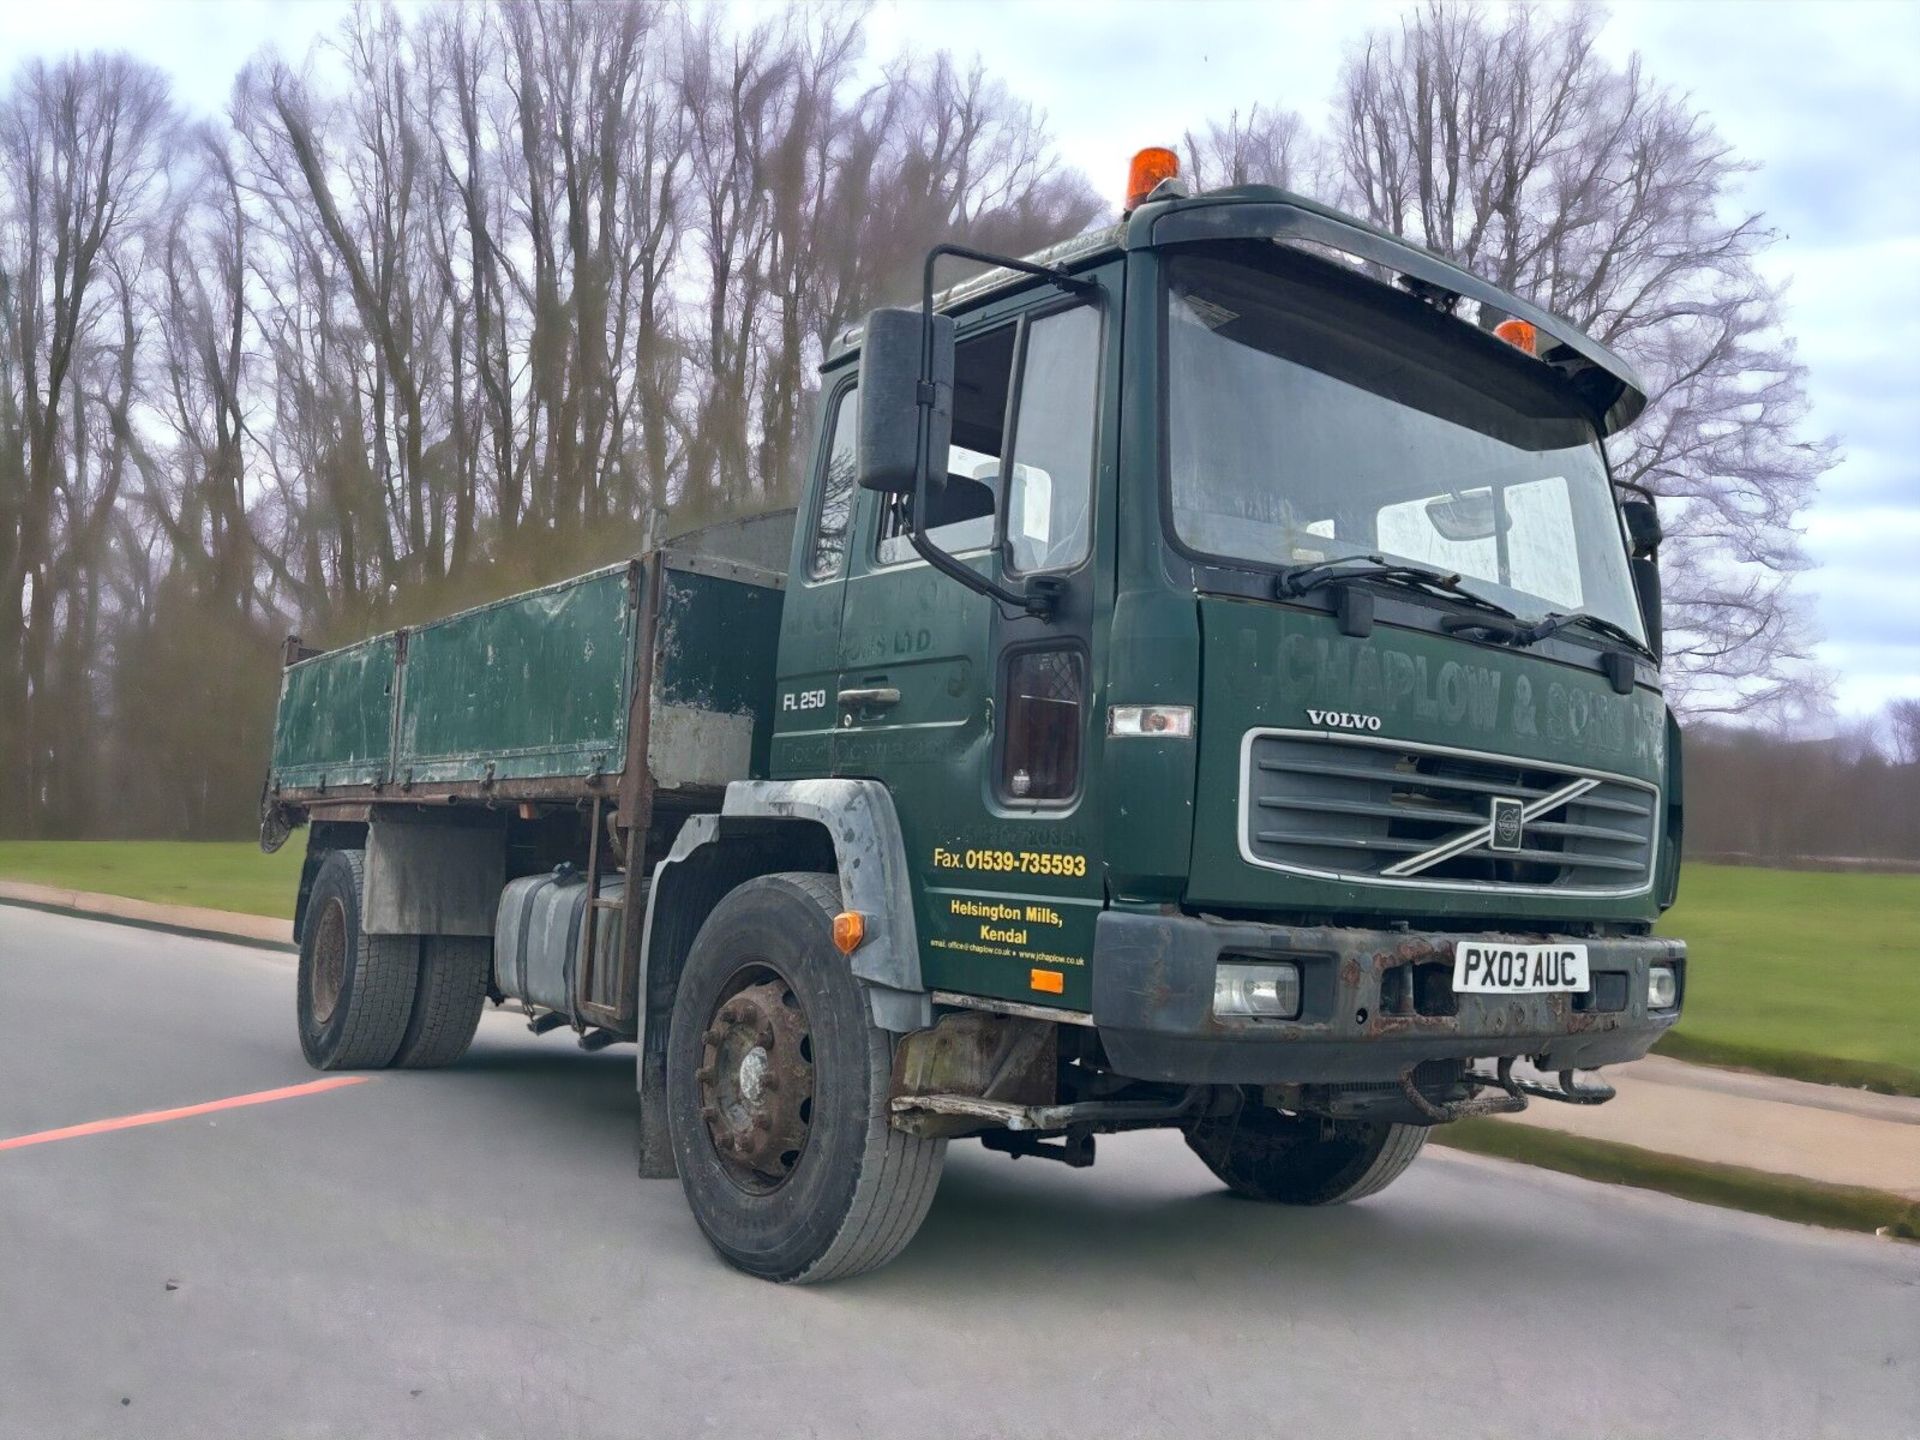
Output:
494 867 626 1020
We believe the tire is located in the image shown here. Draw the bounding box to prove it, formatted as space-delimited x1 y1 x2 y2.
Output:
1183 1103 1428 1205
665 872 945 1284
392 935 492 1068
296 849 422 1071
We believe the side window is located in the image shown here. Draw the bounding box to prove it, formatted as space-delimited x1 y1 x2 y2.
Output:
1001 648 1086 803
878 324 1015 565
808 388 859 580
1004 306 1100 574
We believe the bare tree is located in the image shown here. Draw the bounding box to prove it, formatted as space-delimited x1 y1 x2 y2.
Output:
1886 699 1920 768
0 2 1105 838
0 54 174 834
1183 105 1315 192
1333 1 1835 715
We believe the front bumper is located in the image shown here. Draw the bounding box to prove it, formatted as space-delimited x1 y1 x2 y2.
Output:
1091 911 1684 1086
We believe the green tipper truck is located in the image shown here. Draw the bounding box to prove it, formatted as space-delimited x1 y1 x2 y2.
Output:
263 165 1686 1283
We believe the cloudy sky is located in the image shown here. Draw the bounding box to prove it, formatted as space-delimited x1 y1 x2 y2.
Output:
11 0 1917 721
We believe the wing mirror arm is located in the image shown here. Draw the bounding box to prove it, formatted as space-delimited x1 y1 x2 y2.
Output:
904 245 1098 620
1616 487 1665 661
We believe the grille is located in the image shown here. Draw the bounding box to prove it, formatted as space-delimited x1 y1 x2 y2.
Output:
1241 730 1657 895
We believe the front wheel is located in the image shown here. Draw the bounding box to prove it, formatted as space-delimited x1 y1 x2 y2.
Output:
1183 1103 1428 1205
665 872 945 1284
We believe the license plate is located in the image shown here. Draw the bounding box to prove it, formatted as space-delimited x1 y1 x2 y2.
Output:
1452 941 1590 994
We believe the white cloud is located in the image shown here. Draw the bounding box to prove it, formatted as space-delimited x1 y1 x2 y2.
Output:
5 0 352 115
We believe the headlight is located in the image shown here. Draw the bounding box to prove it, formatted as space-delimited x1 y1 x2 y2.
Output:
1648 964 1678 1011
1214 960 1302 1019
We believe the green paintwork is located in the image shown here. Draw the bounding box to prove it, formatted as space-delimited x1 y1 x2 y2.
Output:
655 566 786 781
270 634 397 790
269 559 783 796
1186 597 1666 925
399 566 634 784
774 262 1127 1013
776 211 1674 1016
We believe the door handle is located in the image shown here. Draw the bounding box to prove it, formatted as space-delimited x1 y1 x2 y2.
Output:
837 686 901 709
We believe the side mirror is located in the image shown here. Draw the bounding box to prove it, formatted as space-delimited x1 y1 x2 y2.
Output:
1621 496 1662 558
1618 495 1664 661
857 307 954 495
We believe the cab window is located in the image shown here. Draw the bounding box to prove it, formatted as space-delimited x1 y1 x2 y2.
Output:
877 325 1014 565
1000 647 1086 803
808 387 859 581
1004 305 1099 574
875 304 1100 572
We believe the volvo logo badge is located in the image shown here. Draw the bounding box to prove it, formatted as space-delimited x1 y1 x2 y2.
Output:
1306 709 1383 732
1488 796 1526 853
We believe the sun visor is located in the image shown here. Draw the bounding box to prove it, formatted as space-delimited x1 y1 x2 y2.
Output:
1148 197 1647 437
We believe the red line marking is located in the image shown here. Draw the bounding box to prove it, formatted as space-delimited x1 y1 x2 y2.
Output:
0 1076 371 1152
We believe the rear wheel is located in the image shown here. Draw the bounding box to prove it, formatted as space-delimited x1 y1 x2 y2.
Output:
296 849 421 1070
1183 1103 1428 1205
392 936 492 1068
665 872 945 1284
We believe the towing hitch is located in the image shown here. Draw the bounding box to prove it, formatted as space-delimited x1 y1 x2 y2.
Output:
1398 1057 1618 1124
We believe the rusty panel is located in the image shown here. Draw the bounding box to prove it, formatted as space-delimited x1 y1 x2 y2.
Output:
395 566 636 786
649 562 785 788
270 634 397 790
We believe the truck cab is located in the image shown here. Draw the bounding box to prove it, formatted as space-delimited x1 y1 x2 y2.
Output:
264 160 1683 1284
778 181 1680 1098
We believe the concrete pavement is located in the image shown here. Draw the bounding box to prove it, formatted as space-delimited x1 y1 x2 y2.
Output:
0 880 294 949
3 905 1917 1440
1502 1053 1920 1200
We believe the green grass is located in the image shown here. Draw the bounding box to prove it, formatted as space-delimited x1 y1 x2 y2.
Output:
1436 1118 1920 1240
1656 863 1920 1095
0 841 302 920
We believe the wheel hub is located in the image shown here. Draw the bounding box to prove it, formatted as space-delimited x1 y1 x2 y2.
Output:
310 897 347 1025
697 978 814 1188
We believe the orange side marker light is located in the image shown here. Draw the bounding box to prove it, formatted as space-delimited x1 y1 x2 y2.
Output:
1029 968 1065 995
833 911 866 955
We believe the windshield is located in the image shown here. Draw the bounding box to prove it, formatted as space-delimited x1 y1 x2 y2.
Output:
1165 245 1646 642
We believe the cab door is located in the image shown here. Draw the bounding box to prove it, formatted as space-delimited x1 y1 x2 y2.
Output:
833 263 1118 1011
770 377 859 780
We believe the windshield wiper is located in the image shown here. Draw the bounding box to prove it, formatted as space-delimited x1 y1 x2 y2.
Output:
1277 554 1462 599
1275 554 1516 619
1442 608 1653 659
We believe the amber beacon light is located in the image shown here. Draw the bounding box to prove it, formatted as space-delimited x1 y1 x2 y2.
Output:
1493 317 1539 356
1125 146 1181 212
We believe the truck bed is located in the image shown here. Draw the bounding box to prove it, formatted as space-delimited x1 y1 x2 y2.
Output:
266 514 791 817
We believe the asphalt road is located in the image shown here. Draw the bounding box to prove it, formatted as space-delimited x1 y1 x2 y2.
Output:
3 905 1916 1440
